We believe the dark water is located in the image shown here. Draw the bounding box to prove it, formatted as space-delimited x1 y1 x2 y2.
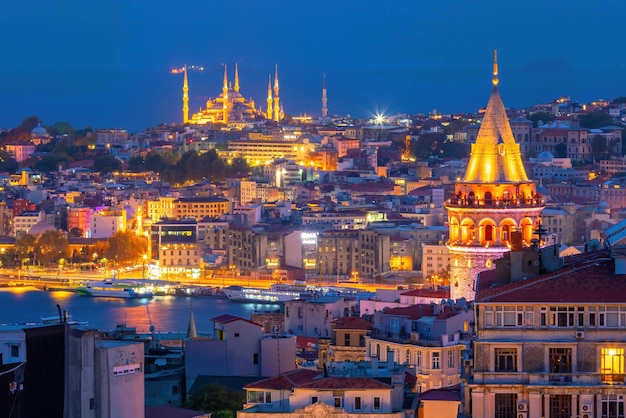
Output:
0 287 280 334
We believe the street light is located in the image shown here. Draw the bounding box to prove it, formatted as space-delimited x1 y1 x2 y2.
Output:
142 254 148 279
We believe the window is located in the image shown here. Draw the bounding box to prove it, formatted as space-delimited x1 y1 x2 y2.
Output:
601 348 625 383
448 350 455 368
550 306 576 327
334 397 343 407
549 347 572 375
417 350 422 367
549 394 571 418
247 390 271 404
235 333 240 337
10 345 19 358
601 394 625 418
311 396 318 404
344 334 350 346
432 352 441 369
373 397 381 411
253 353 259 365
494 393 517 418
495 348 517 372
354 396 362 410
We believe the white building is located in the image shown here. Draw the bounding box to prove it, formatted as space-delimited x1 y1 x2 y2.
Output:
90 208 126 239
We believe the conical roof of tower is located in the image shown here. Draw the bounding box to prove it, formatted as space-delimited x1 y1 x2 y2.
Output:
463 50 529 184
187 307 198 339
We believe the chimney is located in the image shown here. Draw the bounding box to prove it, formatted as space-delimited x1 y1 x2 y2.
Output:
371 354 379 375
386 348 394 369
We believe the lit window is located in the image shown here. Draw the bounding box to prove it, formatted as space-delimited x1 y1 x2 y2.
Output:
601 348 625 382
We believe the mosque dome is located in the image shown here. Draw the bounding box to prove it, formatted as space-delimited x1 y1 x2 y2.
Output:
597 201 610 214
28 221 56 236
537 151 554 162
31 124 48 137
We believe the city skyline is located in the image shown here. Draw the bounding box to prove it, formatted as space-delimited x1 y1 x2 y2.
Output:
1 0 626 131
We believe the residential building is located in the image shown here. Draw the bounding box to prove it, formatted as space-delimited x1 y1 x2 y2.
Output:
318 317 372 365
284 296 358 338
185 314 296 393
366 302 472 392
90 208 126 239
467 247 626 418
238 369 407 418
173 197 231 220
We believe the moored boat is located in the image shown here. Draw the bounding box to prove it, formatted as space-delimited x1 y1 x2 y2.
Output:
223 283 313 303
77 280 154 299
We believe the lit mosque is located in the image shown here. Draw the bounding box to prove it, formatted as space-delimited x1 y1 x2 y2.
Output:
444 50 544 301
183 63 284 125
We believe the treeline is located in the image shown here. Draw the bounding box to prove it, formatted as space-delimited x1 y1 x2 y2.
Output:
0 230 148 268
127 149 249 184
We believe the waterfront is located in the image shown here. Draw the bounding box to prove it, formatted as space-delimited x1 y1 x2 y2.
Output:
0 287 281 334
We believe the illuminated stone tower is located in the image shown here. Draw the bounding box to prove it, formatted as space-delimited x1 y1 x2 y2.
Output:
182 65 189 123
445 50 544 301
273 64 280 122
266 74 273 120
322 73 328 118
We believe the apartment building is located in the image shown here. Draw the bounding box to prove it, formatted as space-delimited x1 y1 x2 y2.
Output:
467 248 626 418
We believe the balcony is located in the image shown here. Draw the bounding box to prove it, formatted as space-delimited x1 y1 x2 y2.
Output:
446 196 544 209
471 371 626 386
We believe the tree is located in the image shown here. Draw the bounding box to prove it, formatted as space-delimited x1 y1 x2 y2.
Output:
579 111 614 129
15 234 37 266
93 155 122 173
106 231 148 265
127 156 144 172
554 142 567 158
591 135 607 159
68 227 84 238
35 230 69 266
0 150 19 173
184 382 244 415
528 111 555 128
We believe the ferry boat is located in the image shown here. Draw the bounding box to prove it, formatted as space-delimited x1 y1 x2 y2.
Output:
223 284 314 303
76 280 154 299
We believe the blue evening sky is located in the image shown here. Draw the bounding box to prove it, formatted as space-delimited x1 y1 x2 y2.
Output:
1 0 625 132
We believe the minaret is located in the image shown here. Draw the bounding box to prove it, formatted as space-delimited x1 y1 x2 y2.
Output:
266 74 273 120
444 50 544 301
222 64 228 96
273 64 280 122
222 64 229 123
321 73 328 118
182 65 189 123
234 62 240 93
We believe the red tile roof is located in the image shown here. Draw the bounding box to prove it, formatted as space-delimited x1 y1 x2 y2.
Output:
244 369 321 390
476 250 626 303
332 317 373 331
297 377 392 390
401 288 450 299
212 314 262 327
419 384 462 401
382 304 436 320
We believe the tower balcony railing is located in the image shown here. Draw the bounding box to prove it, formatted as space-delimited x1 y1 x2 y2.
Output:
446 196 544 209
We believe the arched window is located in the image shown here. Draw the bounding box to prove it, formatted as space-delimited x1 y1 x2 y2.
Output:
485 191 493 205
502 225 510 241
485 225 494 242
